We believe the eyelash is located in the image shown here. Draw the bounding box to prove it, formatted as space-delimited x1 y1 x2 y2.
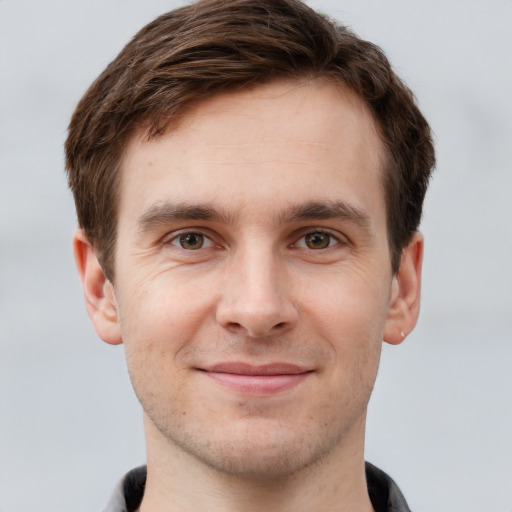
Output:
168 231 215 250
165 229 343 251
293 230 341 250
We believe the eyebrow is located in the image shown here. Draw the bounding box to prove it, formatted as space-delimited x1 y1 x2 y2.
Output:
137 199 372 233
279 201 371 230
137 202 237 232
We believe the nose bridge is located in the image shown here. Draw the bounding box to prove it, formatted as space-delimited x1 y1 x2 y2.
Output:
240 244 280 306
216 238 297 337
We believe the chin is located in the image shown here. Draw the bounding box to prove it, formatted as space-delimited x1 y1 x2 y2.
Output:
155 413 353 481
183 438 331 480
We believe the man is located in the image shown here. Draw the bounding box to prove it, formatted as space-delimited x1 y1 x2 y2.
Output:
65 0 435 510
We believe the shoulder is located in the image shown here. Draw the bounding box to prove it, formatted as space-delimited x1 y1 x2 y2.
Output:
365 461 412 512
101 466 147 512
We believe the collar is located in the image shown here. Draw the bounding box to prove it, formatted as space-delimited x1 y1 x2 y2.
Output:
102 462 411 512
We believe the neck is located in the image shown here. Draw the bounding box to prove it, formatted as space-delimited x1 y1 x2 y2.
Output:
139 416 374 512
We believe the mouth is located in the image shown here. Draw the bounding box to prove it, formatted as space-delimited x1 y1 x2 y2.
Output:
198 362 313 395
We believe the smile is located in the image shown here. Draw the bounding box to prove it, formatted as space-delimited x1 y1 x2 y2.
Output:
199 363 313 395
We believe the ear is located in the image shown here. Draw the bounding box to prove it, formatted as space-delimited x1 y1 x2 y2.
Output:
383 231 424 345
73 229 123 345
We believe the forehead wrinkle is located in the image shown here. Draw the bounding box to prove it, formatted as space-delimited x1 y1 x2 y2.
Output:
137 201 239 232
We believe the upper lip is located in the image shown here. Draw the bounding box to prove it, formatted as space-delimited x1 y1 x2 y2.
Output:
201 362 312 376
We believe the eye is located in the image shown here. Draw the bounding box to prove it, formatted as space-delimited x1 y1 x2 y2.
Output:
170 232 213 250
296 231 339 250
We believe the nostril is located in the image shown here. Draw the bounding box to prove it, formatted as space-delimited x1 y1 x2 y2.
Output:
274 322 285 329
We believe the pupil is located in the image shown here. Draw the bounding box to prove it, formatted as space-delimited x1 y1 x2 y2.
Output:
306 232 329 249
180 233 203 249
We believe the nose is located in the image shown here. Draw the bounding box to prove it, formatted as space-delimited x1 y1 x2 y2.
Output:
215 248 299 338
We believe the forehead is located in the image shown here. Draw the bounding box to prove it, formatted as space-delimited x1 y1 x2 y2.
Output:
119 79 386 228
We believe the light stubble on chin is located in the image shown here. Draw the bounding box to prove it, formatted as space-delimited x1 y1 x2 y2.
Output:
140 367 376 483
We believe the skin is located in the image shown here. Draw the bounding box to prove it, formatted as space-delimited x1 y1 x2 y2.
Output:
75 79 423 512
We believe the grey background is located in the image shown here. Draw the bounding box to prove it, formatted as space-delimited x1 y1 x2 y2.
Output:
1 1 511 511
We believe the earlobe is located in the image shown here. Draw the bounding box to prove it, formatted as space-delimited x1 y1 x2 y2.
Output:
73 229 123 345
383 232 424 345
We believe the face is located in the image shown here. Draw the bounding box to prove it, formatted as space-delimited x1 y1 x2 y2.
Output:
106 80 406 478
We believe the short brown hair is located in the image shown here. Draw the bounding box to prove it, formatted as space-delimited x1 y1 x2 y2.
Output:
65 0 435 280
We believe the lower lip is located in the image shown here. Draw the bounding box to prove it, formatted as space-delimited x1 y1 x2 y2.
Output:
203 371 310 395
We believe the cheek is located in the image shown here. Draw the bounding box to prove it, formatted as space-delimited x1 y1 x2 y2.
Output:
119 288 196 413
302 267 391 337
117 275 221 400
300 270 389 383
118 272 216 343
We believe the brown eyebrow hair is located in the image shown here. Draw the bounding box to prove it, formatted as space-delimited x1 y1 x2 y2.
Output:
280 201 371 228
137 202 237 232
137 200 371 233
